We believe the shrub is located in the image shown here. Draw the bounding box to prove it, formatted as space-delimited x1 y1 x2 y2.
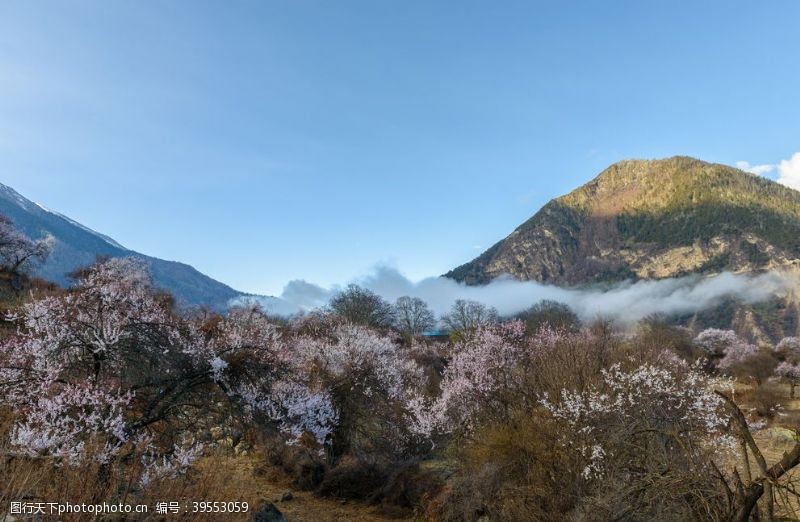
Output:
517 300 580 334
370 460 445 517
745 385 784 419
726 349 778 384
265 442 327 490
317 457 386 500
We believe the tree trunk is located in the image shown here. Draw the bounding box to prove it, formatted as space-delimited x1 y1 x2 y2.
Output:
730 483 763 522
763 481 774 522
741 440 752 483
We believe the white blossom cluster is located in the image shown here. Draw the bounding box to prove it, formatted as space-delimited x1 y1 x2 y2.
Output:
407 321 537 438
139 441 205 486
694 328 759 369
0 260 272 471
266 381 338 446
293 324 423 401
775 360 800 380
776 336 800 354
0 259 171 465
694 328 744 356
9 384 132 465
540 361 734 480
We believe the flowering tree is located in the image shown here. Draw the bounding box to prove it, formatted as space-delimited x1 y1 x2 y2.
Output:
694 328 744 356
0 257 214 487
694 328 760 373
776 337 800 356
772 336 800 399
408 321 533 439
215 307 339 448
538 358 800 520
290 323 422 458
0 215 52 275
0 259 341 479
775 361 800 398
717 341 759 370
540 362 733 481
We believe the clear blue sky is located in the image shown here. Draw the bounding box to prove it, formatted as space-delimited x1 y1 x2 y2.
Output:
1 1 798 295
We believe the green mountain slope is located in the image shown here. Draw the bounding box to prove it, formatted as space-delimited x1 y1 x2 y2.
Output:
447 156 800 286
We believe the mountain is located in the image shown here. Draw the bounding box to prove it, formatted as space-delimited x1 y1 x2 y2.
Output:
447 156 800 287
0 182 251 310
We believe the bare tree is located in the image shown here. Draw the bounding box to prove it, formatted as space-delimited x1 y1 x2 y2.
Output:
393 296 435 336
516 299 579 334
329 284 394 328
441 299 498 334
0 215 52 275
716 391 800 522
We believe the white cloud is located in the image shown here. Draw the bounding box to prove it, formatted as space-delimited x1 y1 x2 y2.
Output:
251 265 798 326
735 160 775 176
735 152 800 191
777 152 800 191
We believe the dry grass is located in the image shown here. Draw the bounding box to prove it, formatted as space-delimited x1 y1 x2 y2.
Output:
140 451 406 521
731 381 800 520
0 414 408 522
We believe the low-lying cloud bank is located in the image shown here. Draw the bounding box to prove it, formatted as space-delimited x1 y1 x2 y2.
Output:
235 267 799 325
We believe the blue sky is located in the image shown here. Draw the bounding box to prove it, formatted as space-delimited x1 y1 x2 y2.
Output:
1 1 798 296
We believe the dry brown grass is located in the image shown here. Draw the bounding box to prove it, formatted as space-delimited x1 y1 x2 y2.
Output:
140 451 406 521
729 381 800 520
0 452 408 521
0 411 407 522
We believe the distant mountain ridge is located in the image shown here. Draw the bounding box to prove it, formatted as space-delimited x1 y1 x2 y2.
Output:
447 156 800 286
0 182 247 310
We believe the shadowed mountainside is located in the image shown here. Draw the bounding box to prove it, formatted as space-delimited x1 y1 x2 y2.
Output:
0 182 242 309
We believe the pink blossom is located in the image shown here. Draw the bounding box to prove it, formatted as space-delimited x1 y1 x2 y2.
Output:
717 342 759 369
775 361 800 380
777 337 800 355
408 321 535 437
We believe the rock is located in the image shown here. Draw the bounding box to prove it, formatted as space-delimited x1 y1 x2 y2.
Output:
251 502 287 522
280 491 294 502
197 430 213 443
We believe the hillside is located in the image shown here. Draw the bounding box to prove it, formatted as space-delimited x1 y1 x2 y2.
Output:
0 182 243 309
447 156 800 286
